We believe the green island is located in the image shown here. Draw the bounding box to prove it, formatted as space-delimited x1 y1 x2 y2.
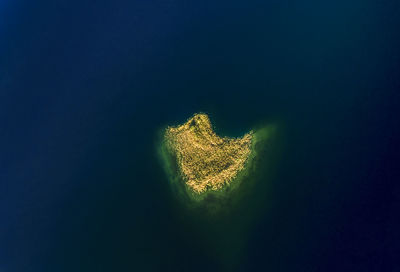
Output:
158 113 275 204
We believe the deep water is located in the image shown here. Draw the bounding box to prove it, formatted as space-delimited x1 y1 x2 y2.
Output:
1 0 399 271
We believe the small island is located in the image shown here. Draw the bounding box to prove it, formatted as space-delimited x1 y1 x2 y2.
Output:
164 113 253 194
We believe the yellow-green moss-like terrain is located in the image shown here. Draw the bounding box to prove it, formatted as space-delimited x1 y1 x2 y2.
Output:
164 113 253 194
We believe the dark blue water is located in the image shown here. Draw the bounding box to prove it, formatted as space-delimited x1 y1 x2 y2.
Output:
1 0 399 271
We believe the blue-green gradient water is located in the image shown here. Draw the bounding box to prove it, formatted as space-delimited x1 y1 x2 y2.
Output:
1 0 399 271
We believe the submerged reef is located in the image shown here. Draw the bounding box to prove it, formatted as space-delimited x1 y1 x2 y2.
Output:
158 113 279 267
163 113 254 195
